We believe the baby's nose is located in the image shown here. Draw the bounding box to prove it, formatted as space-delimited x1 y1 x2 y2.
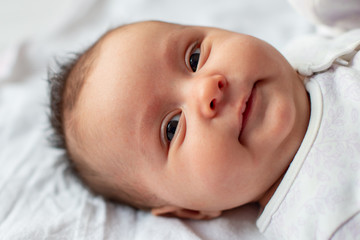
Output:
197 74 227 118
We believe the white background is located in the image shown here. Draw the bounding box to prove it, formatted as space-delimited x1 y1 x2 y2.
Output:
0 0 73 51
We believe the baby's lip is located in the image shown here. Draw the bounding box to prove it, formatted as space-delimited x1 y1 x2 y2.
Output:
238 84 256 140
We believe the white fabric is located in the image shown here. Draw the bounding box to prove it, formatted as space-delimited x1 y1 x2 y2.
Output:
0 0 313 239
284 0 360 75
287 0 360 36
257 33 360 240
332 213 360 240
284 29 360 76
258 1 360 238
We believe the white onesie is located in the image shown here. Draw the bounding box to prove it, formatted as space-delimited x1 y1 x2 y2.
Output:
256 26 360 240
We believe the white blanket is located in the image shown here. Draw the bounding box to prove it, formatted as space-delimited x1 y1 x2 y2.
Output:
0 0 312 239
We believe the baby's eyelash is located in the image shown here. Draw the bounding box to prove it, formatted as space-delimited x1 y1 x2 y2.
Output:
186 41 201 72
166 113 181 142
189 47 201 72
161 111 183 148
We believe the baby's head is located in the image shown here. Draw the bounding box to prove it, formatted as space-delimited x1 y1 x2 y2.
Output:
49 21 309 219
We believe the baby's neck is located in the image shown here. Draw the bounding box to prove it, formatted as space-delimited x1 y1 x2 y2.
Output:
258 73 310 211
257 172 285 210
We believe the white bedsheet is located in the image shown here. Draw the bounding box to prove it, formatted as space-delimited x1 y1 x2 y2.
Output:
0 0 313 239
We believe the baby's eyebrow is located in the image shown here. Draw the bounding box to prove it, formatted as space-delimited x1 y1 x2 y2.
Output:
161 25 189 71
138 94 163 152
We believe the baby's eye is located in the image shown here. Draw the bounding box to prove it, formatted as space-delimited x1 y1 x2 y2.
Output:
189 47 201 72
166 113 181 142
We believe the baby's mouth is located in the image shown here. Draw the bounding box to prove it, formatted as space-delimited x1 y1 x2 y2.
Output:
238 83 257 140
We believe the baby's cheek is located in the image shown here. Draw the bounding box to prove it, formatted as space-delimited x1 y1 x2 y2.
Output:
266 96 296 141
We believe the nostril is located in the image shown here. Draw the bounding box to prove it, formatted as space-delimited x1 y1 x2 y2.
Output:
210 99 216 109
218 81 224 89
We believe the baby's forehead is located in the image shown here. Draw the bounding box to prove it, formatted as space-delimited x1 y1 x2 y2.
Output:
77 23 183 151
100 21 186 47
90 22 180 76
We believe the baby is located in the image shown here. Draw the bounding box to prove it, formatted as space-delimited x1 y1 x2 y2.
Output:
49 19 360 239
50 20 310 214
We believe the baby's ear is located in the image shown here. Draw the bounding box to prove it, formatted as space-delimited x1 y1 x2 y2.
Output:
151 206 222 220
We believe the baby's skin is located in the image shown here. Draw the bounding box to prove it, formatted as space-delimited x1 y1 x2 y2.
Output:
66 21 310 219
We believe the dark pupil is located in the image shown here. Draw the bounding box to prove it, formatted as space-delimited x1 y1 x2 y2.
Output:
189 53 200 72
166 120 178 141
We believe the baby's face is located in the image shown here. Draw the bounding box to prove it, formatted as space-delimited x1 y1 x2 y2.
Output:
75 21 309 212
